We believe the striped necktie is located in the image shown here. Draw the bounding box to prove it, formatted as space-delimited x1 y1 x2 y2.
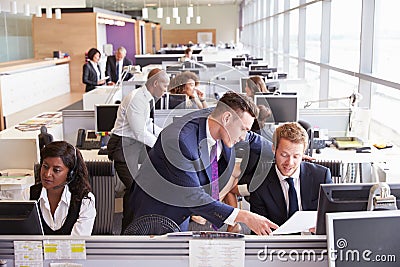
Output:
210 143 219 201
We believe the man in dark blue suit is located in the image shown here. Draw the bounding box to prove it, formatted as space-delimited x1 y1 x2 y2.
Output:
250 122 333 227
105 47 133 84
127 92 278 235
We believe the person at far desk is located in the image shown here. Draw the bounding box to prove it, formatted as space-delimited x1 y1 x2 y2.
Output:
249 122 332 227
179 47 196 63
245 76 269 98
169 71 208 109
82 48 107 92
30 141 96 235
128 91 279 235
251 105 274 142
105 46 133 85
107 68 170 232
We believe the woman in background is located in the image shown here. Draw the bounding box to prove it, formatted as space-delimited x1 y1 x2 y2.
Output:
82 48 106 92
245 76 269 98
169 71 208 109
30 141 96 235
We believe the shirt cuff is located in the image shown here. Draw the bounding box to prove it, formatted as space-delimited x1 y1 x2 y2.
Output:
224 208 240 226
238 184 250 197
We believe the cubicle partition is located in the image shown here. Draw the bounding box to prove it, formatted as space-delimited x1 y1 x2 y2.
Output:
62 110 95 146
0 235 327 266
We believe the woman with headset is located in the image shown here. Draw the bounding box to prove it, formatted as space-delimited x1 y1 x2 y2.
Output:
30 141 96 235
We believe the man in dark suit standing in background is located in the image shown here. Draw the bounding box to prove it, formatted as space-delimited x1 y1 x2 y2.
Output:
127 92 279 235
105 46 133 85
250 122 332 227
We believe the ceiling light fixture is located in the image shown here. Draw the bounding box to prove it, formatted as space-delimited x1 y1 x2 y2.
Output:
24 3 30 16
157 0 163 18
166 0 171 24
46 7 52 19
142 0 148 19
196 1 201 24
172 0 178 18
187 0 193 18
36 6 42 17
55 8 61 19
176 16 181 24
10 1 17 14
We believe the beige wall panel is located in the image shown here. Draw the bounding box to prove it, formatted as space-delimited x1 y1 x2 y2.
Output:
33 13 97 92
162 29 216 46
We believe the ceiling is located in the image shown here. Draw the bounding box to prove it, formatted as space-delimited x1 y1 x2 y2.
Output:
86 0 240 12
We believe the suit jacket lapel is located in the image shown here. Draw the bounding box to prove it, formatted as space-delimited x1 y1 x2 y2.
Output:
197 117 212 181
267 166 287 216
299 162 312 210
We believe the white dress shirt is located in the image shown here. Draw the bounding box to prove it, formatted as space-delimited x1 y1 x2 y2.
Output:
89 60 101 80
111 85 161 147
37 185 96 236
116 59 123 80
205 119 239 226
276 165 302 213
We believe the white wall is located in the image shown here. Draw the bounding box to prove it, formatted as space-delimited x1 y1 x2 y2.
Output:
0 0 85 14
147 5 239 45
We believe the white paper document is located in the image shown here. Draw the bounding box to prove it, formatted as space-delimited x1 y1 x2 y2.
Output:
189 239 245 267
272 211 317 235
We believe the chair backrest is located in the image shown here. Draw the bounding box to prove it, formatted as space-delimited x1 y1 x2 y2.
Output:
38 126 53 150
123 214 181 235
298 120 313 156
85 160 116 235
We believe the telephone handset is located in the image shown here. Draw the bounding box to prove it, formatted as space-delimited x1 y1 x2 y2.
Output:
76 129 101 150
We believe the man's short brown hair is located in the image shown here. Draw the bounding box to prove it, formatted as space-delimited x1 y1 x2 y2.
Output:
272 122 308 151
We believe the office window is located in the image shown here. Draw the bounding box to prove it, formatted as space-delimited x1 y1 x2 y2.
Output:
0 13 33 63
370 84 400 146
278 15 284 53
290 0 300 9
288 58 299 79
328 71 359 108
289 9 299 57
305 2 321 62
373 0 400 83
303 63 320 106
330 0 361 71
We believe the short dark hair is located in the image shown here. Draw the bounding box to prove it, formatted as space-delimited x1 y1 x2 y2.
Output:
214 91 259 118
87 48 101 60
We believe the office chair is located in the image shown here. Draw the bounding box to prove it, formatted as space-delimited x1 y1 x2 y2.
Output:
38 126 53 150
123 214 181 235
297 120 313 157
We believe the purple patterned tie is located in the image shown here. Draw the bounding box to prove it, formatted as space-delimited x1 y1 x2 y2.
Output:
210 143 219 201
210 143 219 231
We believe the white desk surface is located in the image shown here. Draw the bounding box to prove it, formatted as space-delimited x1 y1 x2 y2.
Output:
313 145 400 163
80 149 109 161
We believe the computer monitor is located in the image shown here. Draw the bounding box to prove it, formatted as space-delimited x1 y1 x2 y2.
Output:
254 94 298 124
248 70 273 77
316 183 400 235
94 104 119 134
0 200 44 235
249 64 269 70
232 57 246 67
166 94 187 109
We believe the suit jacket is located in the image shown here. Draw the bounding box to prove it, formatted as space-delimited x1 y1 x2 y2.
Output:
128 108 274 230
105 56 133 83
249 162 332 226
82 62 101 92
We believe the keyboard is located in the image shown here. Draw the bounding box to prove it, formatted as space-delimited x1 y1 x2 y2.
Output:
97 148 109 155
81 141 101 150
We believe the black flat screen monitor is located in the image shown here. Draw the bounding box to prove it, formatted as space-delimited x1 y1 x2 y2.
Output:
95 104 119 133
232 57 246 67
249 70 272 77
167 94 187 109
0 200 44 235
254 94 298 124
316 183 400 235
249 64 269 70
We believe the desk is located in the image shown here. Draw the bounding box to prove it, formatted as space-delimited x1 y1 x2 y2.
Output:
83 86 122 110
0 112 63 170
313 145 400 183
0 235 327 266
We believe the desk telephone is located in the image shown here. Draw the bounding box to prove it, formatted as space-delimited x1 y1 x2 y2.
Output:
76 129 102 150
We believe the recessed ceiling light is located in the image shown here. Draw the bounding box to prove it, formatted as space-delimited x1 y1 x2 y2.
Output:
207 3 211 7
